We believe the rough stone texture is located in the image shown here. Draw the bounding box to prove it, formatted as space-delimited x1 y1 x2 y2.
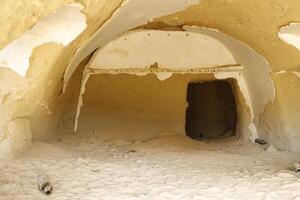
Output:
0 0 74 49
0 0 122 145
0 118 32 159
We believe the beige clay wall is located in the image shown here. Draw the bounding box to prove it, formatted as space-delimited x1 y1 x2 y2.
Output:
0 0 122 158
59 73 250 141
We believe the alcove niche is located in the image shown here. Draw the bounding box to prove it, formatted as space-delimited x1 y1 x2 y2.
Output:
58 28 275 142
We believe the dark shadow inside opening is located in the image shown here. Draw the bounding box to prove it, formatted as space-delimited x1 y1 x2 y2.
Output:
185 80 237 140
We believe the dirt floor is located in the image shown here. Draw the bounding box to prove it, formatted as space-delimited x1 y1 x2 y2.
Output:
1 133 300 200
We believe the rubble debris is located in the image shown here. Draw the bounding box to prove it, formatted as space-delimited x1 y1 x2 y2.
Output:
126 149 137 153
266 145 278 153
91 169 100 173
294 163 300 173
37 175 53 195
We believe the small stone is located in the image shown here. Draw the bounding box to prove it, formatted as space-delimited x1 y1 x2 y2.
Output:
266 145 278 153
127 149 137 153
37 175 53 195
294 163 300 173
91 169 100 173
255 138 267 145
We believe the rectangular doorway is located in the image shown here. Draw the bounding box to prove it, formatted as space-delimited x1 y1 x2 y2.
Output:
185 80 237 140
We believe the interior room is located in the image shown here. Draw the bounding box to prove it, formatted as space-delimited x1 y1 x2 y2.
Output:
0 0 300 199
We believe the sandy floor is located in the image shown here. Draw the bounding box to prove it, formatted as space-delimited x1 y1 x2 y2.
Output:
1 133 300 200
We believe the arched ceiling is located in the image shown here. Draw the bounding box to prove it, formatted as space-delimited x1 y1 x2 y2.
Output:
72 27 276 141
75 26 275 123
62 0 199 92
155 0 300 71
88 29 237 69
1 0 300 80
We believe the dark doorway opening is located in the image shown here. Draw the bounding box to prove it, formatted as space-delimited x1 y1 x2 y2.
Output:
185 80 237 140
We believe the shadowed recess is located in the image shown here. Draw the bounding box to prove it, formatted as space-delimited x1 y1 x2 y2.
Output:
186 80 237 140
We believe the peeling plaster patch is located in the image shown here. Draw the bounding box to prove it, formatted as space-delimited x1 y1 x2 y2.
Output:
293 71 300 78
155 73 173 81
275 70 300 78
73 27 274 141
73 27 273 142
0 3 87 77
74 69 90 132
248 123 258 141
276 70 286 74
41 103 52 115
278 23 300 51
63 0 200 92
88 30 237 69
90 27 274 133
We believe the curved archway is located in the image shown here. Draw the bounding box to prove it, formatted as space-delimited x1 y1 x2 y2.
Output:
71 28 275 141
88 30 236 69
63 0 200 92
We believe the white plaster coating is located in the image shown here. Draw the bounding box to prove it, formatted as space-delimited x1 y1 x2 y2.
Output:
155 73 173 81
278 23 300 51
63 0 200 92
74 69 90 132
88 65 243 74
293 71 300 77
276 70 286 74
85 27 274 138
275 70 300 78
73 27 274 141
88 30 237 69
0 3 87 77
215 72 258 141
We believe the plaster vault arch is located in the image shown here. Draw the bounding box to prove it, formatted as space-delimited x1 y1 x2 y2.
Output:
63 0 200 92
69 27 275 142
